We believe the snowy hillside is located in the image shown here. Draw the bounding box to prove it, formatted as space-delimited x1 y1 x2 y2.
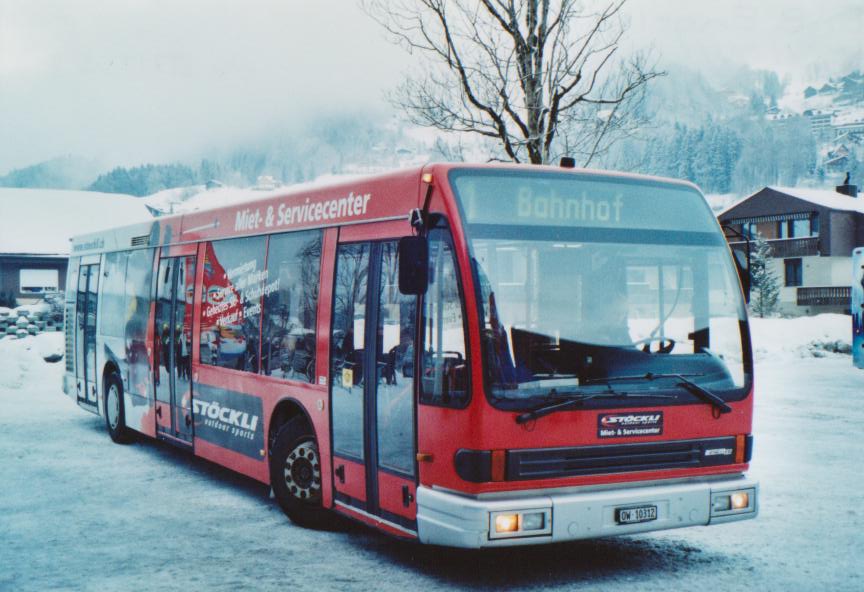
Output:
0 188 151 255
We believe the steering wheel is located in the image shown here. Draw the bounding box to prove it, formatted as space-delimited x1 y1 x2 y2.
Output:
633 336 676 354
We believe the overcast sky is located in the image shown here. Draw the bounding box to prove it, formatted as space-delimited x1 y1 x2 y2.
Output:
1 0 862 174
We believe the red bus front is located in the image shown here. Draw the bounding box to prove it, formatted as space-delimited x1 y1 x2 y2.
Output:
408 166 757 547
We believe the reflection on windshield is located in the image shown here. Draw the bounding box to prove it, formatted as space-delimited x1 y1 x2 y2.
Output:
472 239 748 403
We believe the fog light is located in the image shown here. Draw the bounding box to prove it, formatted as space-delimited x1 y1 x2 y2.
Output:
494 514 519 533
731 491 749 510
713 495 731 512
521 512 545 531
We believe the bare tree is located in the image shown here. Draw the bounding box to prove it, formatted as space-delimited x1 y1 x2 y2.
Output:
363 0 662 165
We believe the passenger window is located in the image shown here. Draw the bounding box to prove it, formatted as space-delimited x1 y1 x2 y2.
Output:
125 248 154 397
200 236 267 372
420 228 469 407
100 251 129 338
376 241 417 475
331 243 370 460
261 231 322 382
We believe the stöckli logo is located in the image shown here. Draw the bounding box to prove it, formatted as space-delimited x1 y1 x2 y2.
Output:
598 411 663 438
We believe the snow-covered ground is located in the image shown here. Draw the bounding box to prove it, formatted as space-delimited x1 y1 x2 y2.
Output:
0 317 862 591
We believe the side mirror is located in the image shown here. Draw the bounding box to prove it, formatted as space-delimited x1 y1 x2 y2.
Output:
732 249 751 303
398 236 429 295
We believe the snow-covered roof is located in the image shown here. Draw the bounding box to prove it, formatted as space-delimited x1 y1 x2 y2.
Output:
766 186 864 214
0 188 152 256
719 185 864 217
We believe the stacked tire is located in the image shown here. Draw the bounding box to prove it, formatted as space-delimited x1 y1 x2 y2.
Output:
0 309 59 339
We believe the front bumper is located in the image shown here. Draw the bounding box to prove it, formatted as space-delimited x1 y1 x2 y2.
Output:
417 475 758 548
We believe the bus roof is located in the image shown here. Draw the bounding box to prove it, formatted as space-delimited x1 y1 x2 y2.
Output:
68 163 700 256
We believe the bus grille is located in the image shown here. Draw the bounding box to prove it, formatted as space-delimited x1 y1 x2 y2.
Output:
506 437 739 481
64 304 75 373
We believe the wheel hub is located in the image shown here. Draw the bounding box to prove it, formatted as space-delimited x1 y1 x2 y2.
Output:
283 440 321 501
107 384 120 430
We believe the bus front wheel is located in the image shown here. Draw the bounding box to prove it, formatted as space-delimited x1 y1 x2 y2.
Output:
104 373 133 444
269 417 334 529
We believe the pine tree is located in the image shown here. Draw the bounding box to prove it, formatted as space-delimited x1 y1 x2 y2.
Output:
749 234 780 318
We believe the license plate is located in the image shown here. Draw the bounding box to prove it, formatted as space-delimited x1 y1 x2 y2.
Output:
616 505 657 524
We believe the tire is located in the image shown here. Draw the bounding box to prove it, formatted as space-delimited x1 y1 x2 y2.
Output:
269 416 335 529
104 373 133 444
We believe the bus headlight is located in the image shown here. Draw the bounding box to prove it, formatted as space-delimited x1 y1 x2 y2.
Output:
730 491 749 509
711 488 755 516
494 514 519 533
489 509 552 539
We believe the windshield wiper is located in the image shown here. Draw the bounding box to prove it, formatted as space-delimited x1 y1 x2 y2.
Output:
675 374 733 414
514 389 675 424
585 372 732 414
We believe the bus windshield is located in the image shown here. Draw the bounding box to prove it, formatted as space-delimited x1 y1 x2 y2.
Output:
449 169 750 408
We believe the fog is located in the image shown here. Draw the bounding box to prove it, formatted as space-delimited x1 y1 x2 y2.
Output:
1 0 861 174
0 0 410 172
625 0 864 84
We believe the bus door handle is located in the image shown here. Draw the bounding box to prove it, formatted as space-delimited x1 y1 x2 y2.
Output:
185 414 192 427
402 485 414 508
335 465 345 484
156 406 162 418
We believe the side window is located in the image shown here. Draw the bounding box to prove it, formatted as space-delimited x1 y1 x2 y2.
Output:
200 236 267 372
376 241 417 475
331 243 370 460
85 263 99 380
124 248 154 397
261 230 322 382
100 251 129 337
420 228 469 407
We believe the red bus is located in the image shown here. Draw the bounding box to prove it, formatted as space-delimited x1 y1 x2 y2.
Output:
63 163 758 547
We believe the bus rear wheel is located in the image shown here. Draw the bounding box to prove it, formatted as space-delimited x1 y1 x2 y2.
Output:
269 417 334 529
104 373 133 444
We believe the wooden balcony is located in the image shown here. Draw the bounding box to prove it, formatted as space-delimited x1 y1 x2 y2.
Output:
797 286 851 307
728 237 820 258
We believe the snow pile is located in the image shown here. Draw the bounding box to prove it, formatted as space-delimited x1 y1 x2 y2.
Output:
13 302 52 317
0 335 44 389
749 313 851 361
34 332 65 363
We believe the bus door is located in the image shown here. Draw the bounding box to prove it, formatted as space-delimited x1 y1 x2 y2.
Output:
854 248 864 369
153 250 197 445
330 238 418 533
75 258 100 409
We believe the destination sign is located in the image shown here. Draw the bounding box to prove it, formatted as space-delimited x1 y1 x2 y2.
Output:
450 170 716 233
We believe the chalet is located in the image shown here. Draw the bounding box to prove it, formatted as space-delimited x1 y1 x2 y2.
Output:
0 189 150 306
719 180 863 316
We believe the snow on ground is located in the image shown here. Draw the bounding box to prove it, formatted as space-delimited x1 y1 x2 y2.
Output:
0 317 862 591
750 313 852 360
33 331 64 362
